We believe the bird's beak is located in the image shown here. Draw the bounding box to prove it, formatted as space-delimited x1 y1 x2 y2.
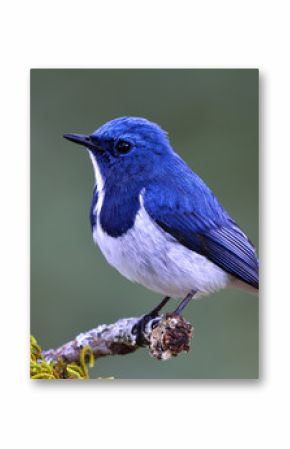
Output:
63 133 101 151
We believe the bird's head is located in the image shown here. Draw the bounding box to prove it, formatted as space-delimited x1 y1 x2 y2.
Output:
63 117 173 185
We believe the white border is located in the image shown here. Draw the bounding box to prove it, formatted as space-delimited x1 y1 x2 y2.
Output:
1 1 289 447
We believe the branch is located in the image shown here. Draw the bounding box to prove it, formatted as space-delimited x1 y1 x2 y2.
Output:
42 313 194 364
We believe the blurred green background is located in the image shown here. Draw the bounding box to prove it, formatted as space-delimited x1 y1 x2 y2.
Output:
31 69 258 379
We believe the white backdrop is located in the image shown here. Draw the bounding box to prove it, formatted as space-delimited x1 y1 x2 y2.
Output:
0 0 288 448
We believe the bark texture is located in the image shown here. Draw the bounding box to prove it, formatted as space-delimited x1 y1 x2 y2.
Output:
43 313 194 364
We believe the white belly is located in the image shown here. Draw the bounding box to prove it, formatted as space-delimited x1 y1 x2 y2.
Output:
93 204 231 298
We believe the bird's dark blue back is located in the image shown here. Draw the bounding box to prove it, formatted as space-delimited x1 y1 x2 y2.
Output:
144 155 259 289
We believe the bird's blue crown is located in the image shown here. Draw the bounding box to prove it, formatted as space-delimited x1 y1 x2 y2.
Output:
88 116 174 181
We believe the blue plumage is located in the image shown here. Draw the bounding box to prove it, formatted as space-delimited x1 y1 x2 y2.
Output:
64 116 259 302
143 157 259 289
100 182 142 237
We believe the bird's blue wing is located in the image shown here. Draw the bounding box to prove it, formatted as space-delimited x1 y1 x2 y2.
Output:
199 224 259 288
144 169 259 290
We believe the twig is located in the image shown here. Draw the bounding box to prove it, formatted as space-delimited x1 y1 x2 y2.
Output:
43 313 194 364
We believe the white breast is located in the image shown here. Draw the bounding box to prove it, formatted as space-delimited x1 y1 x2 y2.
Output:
92 193 231 298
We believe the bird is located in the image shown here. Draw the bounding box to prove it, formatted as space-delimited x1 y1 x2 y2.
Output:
63 116 259 317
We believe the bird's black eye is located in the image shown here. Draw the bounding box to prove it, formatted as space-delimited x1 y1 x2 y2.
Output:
116 140 132 154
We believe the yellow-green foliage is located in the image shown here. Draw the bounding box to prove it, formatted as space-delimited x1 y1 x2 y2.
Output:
30 336 95 379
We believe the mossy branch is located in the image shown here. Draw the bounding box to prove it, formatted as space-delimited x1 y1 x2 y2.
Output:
36 313 193 376
30 336 98 379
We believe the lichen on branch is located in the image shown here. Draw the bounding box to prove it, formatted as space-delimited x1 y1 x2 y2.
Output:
31 312 194 379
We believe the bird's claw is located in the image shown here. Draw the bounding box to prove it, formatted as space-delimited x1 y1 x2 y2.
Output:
132 313 161 346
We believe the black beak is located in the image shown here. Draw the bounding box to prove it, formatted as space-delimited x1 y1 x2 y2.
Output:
63 133 101 151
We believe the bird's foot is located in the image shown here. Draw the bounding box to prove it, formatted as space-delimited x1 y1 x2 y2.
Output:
132 296 171 346
132 311 194 358
132 313 161 346
132 292 196 346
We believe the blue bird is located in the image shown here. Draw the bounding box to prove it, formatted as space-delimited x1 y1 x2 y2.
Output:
63 117 259 316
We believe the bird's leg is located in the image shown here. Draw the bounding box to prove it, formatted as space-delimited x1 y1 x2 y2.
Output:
174 290 197 315
132 296 171 345
148 296 171 316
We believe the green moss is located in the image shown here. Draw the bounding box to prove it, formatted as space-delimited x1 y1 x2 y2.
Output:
30 336 95 379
